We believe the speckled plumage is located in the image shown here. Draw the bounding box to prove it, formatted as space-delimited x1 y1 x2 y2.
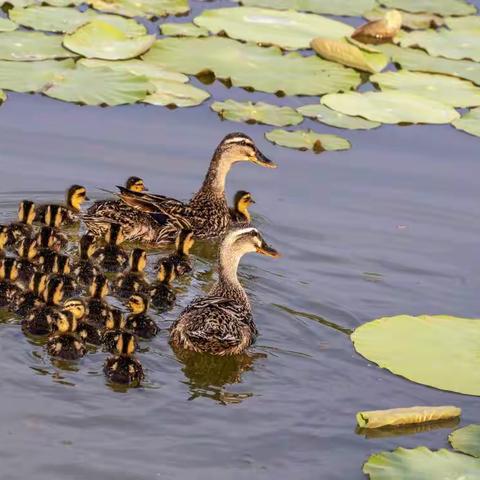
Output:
47 334 86 360
104 355 144 385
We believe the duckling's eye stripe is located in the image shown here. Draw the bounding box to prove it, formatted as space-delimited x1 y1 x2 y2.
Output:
223 138 254 146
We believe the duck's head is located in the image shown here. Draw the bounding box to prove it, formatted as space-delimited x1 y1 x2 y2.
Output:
36 226 58 250
79 233 97 260
52 254 71 275
18 200 36 225
126 176 147 192
55 310 77 334
156 262 176 285
114 331 137 357
63 298 87 321
175 229 194 256
105 223 124 246
0 258 19 282
105 308 126 330
16 238 38 261
28 272 48 297
44 277 64 306
128 248 147 273
66 185 89 212
222 227 280 260
127 293 149 315
88 274 109 299
233 191 255 223
0 227 8 251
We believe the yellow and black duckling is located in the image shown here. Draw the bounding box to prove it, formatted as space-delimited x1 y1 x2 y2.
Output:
125 293 158 339
15 237 38 284
42 205 69 249
7 200 36 246
155 229 194 278
93 223 128 273
0 257 21 307
38 185 89 226
72 233 100 287
0 226 8 258
35 226 62 260
46 310 86 360
47 253 79 298
102 308 127 353
150 262 176 311
170 228 279 356
84 133 276 245
63 298 102 346
125 176 148 192
104 332 144 385
115 248 149 298
11 271 48 317
230 191 255 226
85 274 111 327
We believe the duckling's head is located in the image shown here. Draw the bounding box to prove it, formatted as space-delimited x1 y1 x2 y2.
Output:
88 274 109 299
63 298 87 320
17 237 38 261
127 293 149 315
233 191 255 223
36 226 57 250
55 310 77 334
0 258 19 282
44 277 64 306
44 204 67 228
105 308 126 330
126 176 147 192
79 233 97 260
175 229 194 256
114 331 136 357
156 262 176 285
221 227 280 261
0 227 8 251
18 200 36 225
66 185 89 211
128 248 147 273
28 272 48 297
105 223 124 246
52 254 71 275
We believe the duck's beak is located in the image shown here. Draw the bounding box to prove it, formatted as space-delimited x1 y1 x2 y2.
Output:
252 147 277 168
256 240 280 258
85 195 90 201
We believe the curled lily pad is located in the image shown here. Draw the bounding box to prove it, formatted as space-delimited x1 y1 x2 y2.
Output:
371 70 480 107
0 17 17 32
452 107 480 138
297 103 380 129
86 0 189 19
378 0 476 16
211 100 302 127
193 7 353 50
143 37 361 96
351 315 480 396
364 447 480 479
445 16 480 30
43 65 153 105
265 129 350 152
161 22 208 37
144 79 209 107
322 91 460 124
364 7 444 30
64 20 155 60
352 9 402 41
449 425 480 457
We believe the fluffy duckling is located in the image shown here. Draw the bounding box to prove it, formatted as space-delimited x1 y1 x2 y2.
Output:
230 191 255 226
102 308 127 353
35 226 62 258
0 258 21 307
38 185 89 226
115 248 149 298
93 223 128 273
15 238 38 284
73 234 100 286
104 332 144 385
10 271 48 317
63 298 102 346
0 226 8 258
150 262 176 311
125 176 148 192
7 200 36 246
42 205 69 249
46 310 86 360
155 229 194 278
125 293 158 339
85 274 111 327
48 253 79 298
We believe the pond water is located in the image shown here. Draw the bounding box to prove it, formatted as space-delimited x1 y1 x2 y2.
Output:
1 1 480 479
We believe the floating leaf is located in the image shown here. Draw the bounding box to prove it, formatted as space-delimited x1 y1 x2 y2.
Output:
265 129 350 152
0 31 76 61
322 91 460 124
161 22 208 37
364 7 444 30
351 315 480 396
64 20 155 60
45 0 84 5
352 9 402 41
364 447 480 479
445 15 480 30
452 107 480 138
43 65 153 105
193 7 353 50
86 0 189 19
143 37 361 96
0 17 17 32
144 79 209 107
0 59 75 92
211 100 302 127
450 425 480 458
378 0 476 16
371 70 480 107
297 103 380 129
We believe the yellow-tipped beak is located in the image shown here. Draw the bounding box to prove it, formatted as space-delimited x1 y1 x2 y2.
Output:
256 242 280 258
252 149 277 169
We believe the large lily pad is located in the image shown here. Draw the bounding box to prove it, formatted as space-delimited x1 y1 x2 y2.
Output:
142 37 361 96
371 71 480 107
265 129 351 152
0 59 75 92
452 107 480 138
378 0 476 16
193 7 353 50
211 100 302 127
449 425 480 458
43 65 153 105
64 20 155 60
297 103 380 129
160 22 208 37
86 0 189 19
351 315 480 396
0 31 76 61
322 91 460 124
445 16 480 30
144 79 209 107
364 447 480 479
364 7 444 30
0 17 17 32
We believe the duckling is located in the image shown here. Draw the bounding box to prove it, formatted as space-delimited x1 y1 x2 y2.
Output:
155 229 194 278
102 308 127 353
42 205 69 249
125 293 158 339
0 226 8 258
125 176 148 192
7 200 36 246
15 237 38 284
10 271 48 317
85 274 111 327
38 185 89 226
230 191 255 226
150 262 176 312
46 310 86 360
0 257 21 307
93 223 128 273
35 226 62 260
115 248 149 298
104 332 144 385
47 253 79 298
72 233 101 286
63 298 102 346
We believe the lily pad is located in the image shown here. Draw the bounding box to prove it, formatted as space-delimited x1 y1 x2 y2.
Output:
364 447 480 479
144 79 209 107
86 0 189 19
297 103 380 129
143 37 361 96
371 70 480 107
0 31 76 61
351 315 480 396
161 22 208 37
64 20 155 60
364 7 444 30
43 65 153 105
0 17 17 32
322 91 460 124
193 7 353 50
0 59 75 92
452 107 480 138
211 100 302 127
449 425 480 457
378 0 476 16
265 129 351 152
445 16 480 30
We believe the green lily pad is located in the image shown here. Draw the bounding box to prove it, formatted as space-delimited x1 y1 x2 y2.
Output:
371 70 480 107
161 22 208 37
0 31 76 61
265 129 350 152
43 65 153 105
45 0 84 5
452 107 480 138
364 6 444 30
144 79 209 107
378 0 476 16
445 15 480 30
351 315 480 396
211 100 302 127
193 7 353 50
364 447 480 479
0 17 17 32
378 43 480 86
297 103 380 129
449 425 480 457
86 0 189 19
64 20 155 60
322 91 460 124
142 37 361 96
0 58 75 92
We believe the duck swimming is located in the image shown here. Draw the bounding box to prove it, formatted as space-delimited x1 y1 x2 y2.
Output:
0 227 8 258
63 298 102 346
47 253 79 298
0 258 20 307
169 227 279 356
84 133 276 245
73 233 101 287
38 185 89 225
42 205 69 249
85 274 111 327
102 308 127 353
104 332 144 385
230 191 255 226
155 229 194 278
93 223 129 273
115 248 149 298
125 293 158 339
125 176 148 192
47 310 86 360
15 237 38 284
7 200 36 246
11 272 48 317
150 262 176 311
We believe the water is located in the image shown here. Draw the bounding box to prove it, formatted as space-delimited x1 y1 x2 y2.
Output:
1 2 480 479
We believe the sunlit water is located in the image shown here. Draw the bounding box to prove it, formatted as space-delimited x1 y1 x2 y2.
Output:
1 1 480 478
